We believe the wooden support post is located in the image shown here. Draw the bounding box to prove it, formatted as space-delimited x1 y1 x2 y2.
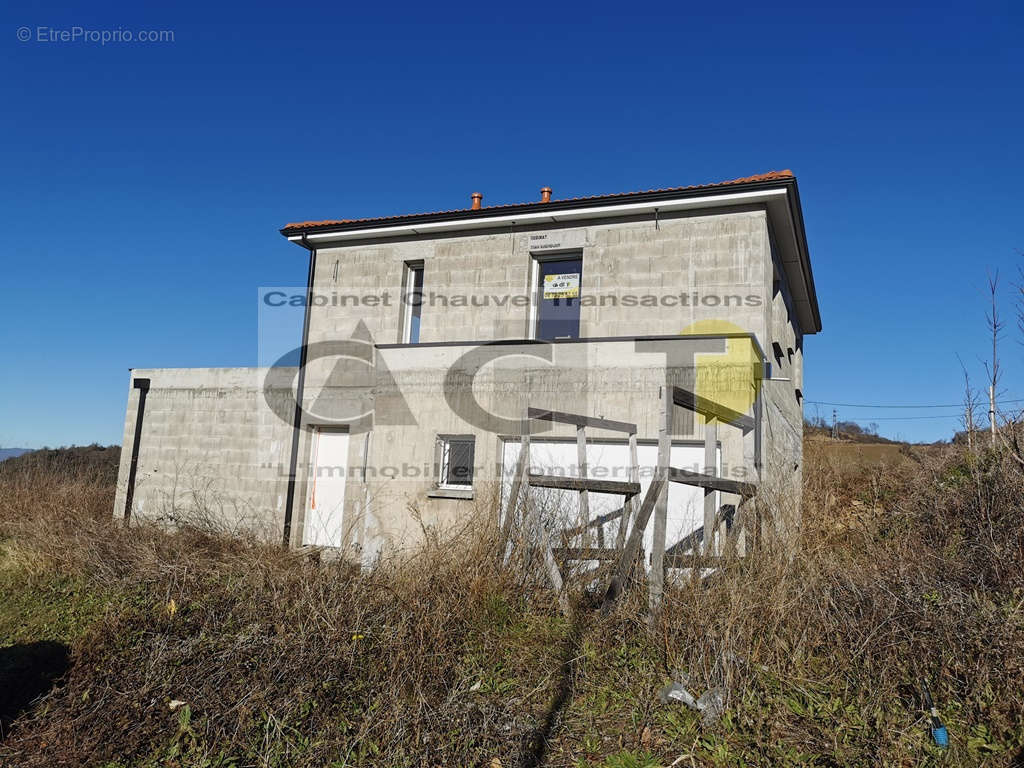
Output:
500 408 568 614
603 477 664 606
648 385 672 618
537 513 571 616
576 424 591 548
616 432 640 550
522 468 570 616
501 408 532 565
719 492 735 554
753 391 763 480
751 498 761 553
501 445 527 541
702 418 718 556
752 392 762 551
722 495 745 557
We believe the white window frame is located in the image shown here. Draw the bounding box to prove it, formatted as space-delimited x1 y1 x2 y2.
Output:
401 261 424 344
527 256 540 340
529 250 584 341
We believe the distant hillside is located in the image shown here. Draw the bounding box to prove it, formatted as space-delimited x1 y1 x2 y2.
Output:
0 448 30 462
803 420 900 444
0 445 121 485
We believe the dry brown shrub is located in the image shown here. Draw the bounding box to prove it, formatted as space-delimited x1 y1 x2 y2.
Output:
1 436 1023 767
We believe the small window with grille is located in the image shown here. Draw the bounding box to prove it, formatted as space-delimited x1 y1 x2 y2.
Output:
437 435 475 488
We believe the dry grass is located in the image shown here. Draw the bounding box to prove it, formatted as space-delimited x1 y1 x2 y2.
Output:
550 441 1024 766
0 435 1023 767
0 455 568 767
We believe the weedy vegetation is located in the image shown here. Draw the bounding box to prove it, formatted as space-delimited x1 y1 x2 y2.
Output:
0 435 1022 767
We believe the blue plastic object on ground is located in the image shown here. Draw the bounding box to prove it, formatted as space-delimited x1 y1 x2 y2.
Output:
920 678 949 749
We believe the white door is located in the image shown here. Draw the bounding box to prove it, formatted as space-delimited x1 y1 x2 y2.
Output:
303 427 349 547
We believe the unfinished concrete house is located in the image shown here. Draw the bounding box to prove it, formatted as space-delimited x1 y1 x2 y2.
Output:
114 170 821 574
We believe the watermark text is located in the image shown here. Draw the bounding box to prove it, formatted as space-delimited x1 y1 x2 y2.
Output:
18 26 175 45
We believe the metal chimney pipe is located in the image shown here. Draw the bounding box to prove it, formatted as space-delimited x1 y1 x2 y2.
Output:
471 192 483 210
540 186 552 203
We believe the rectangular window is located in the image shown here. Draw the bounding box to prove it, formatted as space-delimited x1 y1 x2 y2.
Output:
438 435 475 488
534 254 582 341
402 261 425 344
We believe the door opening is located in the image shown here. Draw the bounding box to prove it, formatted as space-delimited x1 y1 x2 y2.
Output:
303 426 350 547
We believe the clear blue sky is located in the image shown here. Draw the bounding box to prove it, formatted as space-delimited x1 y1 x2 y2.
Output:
1 1 1021 447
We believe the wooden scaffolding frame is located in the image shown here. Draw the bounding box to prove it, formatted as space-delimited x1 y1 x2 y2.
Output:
501 384 762 618
604 383 761 612
500 406 640 615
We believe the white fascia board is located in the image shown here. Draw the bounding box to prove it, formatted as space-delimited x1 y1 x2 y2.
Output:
288 188 789 244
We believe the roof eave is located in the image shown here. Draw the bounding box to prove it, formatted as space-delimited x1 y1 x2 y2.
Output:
785 177 822 334
280 176 821 334
278 175 796 238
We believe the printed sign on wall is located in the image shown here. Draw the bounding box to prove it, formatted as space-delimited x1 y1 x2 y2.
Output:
543 273 580 299
528 230 587 252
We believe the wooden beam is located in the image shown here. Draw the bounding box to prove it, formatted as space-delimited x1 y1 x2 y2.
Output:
553 547 620 561
527 408 637 434
615 432 640 550
669 386 754 431
561 505 626 538
602 476 665 606
661 553 726 569
751 497 762 553
720 499 744 558
501 443 527 541
667 467 757 496
500 411 531 566
702 420 718 556
649 385 672 618
520 465 571 616
534 515 570 616
576 425 591 548
528 474 641 496
753 392 763 476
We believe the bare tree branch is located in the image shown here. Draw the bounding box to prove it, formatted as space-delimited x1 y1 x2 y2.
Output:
958 353 978 450
984 271 1003 446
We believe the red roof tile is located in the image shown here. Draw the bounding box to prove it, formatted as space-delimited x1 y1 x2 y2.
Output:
282 170 794 233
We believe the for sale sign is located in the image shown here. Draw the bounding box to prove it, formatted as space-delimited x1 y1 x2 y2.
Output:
543 273 580 299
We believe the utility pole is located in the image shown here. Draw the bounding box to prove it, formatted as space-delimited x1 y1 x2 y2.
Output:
831 408 837 440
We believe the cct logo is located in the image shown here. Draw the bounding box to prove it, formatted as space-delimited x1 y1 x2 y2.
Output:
681 319 763 423
261 320 762 435
262 324 559 434
262 324 417 432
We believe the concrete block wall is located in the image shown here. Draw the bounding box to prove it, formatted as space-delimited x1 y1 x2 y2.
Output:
759 250 806 542
282 206 791 557
304 207 772 349
112 203 808 557
113 367 295 540
288 339 758 558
